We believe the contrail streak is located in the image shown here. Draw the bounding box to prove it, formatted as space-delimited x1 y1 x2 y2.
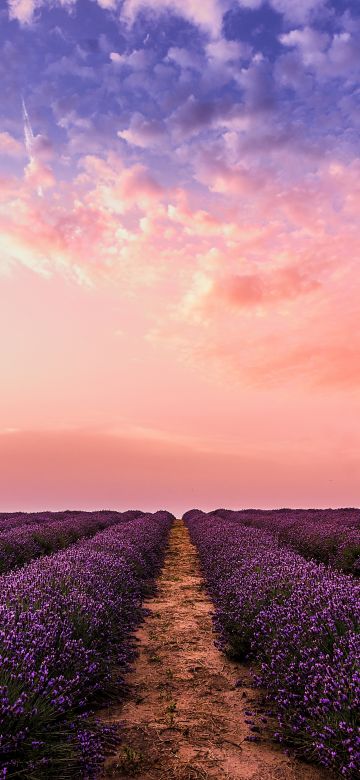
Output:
22 96 43 197
22 96 35 154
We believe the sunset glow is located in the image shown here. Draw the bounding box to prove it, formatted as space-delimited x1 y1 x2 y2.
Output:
1 0 359 512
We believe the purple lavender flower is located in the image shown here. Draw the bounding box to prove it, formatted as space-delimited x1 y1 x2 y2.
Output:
0 510 173 776
185 511 360 778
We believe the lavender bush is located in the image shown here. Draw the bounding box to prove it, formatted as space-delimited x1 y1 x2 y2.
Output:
0 510 95 533
0 510 144 574
211 508 360 575
185 511 360 778
0 510 173 777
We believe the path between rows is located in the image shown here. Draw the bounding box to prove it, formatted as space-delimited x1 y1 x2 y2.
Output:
101 520 327 780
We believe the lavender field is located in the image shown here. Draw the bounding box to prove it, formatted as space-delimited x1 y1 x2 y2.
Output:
0 510 145 574
2 0 359 777
0 510 174 777
185 509 360 778
0 508 359 779
209 508 360 574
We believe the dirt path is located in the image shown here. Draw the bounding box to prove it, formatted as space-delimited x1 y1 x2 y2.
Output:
101 520 328 780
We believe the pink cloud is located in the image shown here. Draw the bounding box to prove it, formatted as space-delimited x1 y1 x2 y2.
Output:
212 265 321 307
24 158 55 193
121 0 225 38
195 154 262 194
1 135 359 395
80 155 164 212
154 157 360 389
0 131 23 158
249 341 360 389
7 0 39 23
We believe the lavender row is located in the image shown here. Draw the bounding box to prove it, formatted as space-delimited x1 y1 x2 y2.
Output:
209 508 360 575
0 510 174 778
0 510 120 534
0 510 145 534
185 511 360 778
0 510 144 574
0 511 83 533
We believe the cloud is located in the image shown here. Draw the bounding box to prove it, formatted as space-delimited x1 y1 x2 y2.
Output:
166 259 360 390
205 38 251 64
235 0 327 24
6 0 328 30
22 99 55 197
8 0 225 31
269 0 326 24
235 0 262 8
31 133 54 160
195 150 262 194
97 0 116 7
0 131 23 157
167 46 203 71
121 0 225 38
2 0 360 518
210 265 321 307
280 27 360 79
236 54 276 113
45 54 97 81
8 0 40 24
110 48 153 70
151 157 360 389
8 0 79 24
24 157 56 192
0 148 174 290
169 94 237 138
1 149 360 393
80 155 164 213
249 340 360 388
118 112 167 148
167 189 240 241
280 27 329 66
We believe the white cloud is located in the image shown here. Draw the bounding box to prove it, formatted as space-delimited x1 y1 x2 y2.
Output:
110 47 153 70
235 0 262 8
118 112 166 147
280 26 360 79
8 0 77 24
235 0 326 23
167 46 203 71
121 0 225 38
206 38 250 63
270 0 326 24
280 27 329 67
7 0 327 29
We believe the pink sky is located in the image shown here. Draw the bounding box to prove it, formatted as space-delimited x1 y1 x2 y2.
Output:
1 264 359 514
1 0 359 512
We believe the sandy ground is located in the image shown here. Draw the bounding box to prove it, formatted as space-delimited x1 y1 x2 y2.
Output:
100 520 328 780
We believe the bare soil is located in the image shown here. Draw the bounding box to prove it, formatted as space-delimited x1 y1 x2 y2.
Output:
100 520 328 780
